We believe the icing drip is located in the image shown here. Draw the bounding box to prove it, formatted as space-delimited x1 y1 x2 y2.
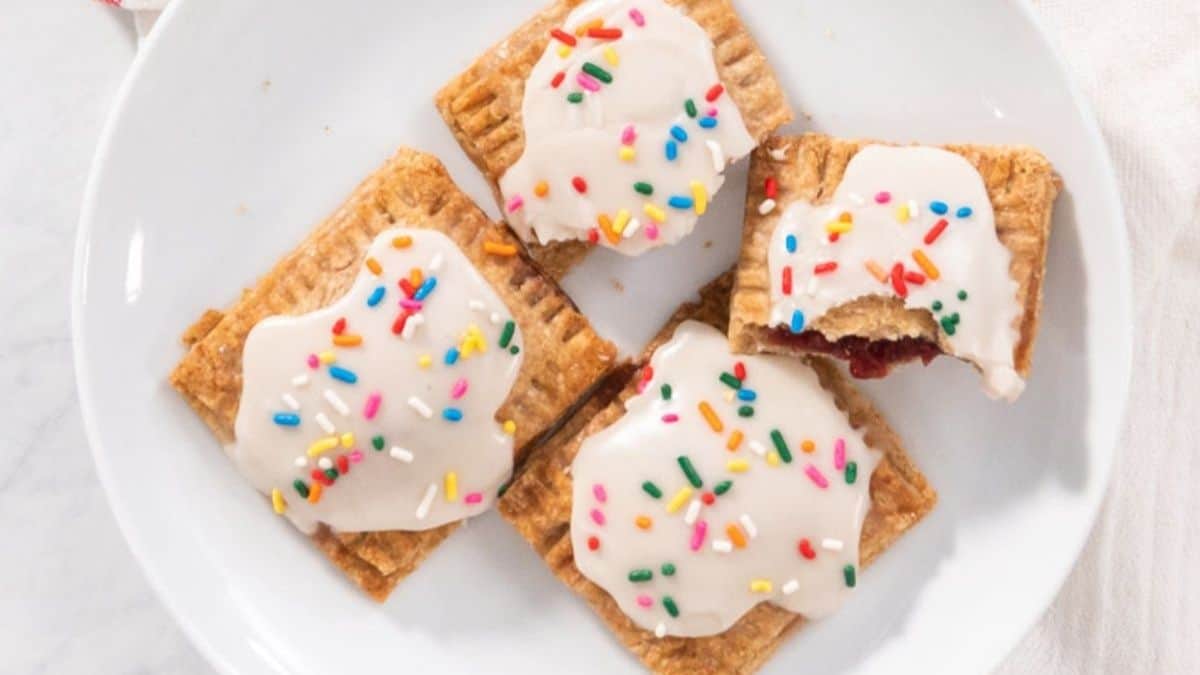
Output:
766 145 1024 400
500 0 756 255
231 229 523 534
570 321 880 637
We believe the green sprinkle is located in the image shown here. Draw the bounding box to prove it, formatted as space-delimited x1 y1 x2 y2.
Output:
371 435 385 451
509 345 520 355
628 568 653 583
581 62 613 83
845 461 858 484
633 181 654 196
663 596 680 617
713 480 732 496
940 315 957 336
660 384 672 400
324 468 338 480
932 300 943 312
661 563 676 577
770 429 793 463
497 481 511 497
719 372 742 389
642 481 663 499
292 479 309 499
950 312 960 324
737 405 754 418
677 456 703 488
843 564 857 588
566 92 584 104
684 99 697 118
957 289 968 301
499 320 516 348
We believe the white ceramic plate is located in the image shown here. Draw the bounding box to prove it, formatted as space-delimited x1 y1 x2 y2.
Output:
74 1 1131 673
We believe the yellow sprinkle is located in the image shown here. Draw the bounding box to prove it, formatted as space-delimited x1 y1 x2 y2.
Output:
603 46 619 66
318 351 336 365
598 213 621 244
723 389 735 403
801 439 815 453
864 259 888 283
698 401 723 433
502 420 516 435
666 487 694 514
575 18 603 36
727 523 747 549
340 432 355 448
392 235 413 248
825 220 853 234
307 482 323 504
726 430 744 451
410 267 423 287
749 579 773 594
332 334 362 347
690 180 708 215
912 249 941 280
271 488 286 514
307 436 339 457
484 241 519 257
557 45 572 58
445 472 458 501
895 204 911 223
364 257 382 275
418 354 432 369
612 209 631 234
635 515 653 530
727 459 750 473
643 202 666 223
766 451 781 467
618 146 636 162
534 180 549 198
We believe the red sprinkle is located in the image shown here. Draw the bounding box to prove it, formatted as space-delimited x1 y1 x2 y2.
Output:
550 28 577 46
391 311 410 335
640 365 654 383
705 83 725 102
587 27 623 39
550 71 566 89
587 228 600 244
311 469 333 486
331 317 346 335
336 455 350 474
764 176 778 199
571 176 588 194
904 271 927 285
587 536 600 551
813 261 838 275
782 266 793 295
798 538 816 560
733 361 746 381
398 278 416 298
828 232 840 243
701 492 716 505
924 218 949 245
891 263 908 298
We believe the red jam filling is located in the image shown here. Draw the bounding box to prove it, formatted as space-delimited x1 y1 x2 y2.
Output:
767 329 942 379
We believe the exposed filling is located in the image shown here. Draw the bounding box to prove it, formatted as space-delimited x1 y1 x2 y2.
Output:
767 329 942 379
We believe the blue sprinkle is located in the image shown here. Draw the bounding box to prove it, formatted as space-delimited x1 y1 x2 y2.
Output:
329 365 358 384
956 206 973 218
444 347 460 365
442 407 464 422
273 412 300 426
737 389 757 402
413 277 438 301
790 309 805 333
930 201 948 215
785 234 797 253
667 195 694 209
366 285 386 307
665 140 678 161
670 125 688 142
698 116 717 129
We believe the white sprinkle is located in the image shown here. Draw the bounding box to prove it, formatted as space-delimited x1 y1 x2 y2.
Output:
291 374 310 387
401 312 424 340
712 539 733 553
622 217 642 239
782 579 799 595
294 456 308 468
723 389 735 402
806 276 819 296
758 198 777 215
739 514 758 539
847 192 866 206
314 412 336 434
908 199 920 219
468 299 486 311
415 482 438 519
282 393 301 411
489 312 502 325
768 145 789 161
318 457 333 470
407 396 433 419
683 499 702 526
705 140 724 172
654 623 666 639
389 446 414 463
323 389 349 416
749 440 767 456
428 253 444 271
822 538 845 551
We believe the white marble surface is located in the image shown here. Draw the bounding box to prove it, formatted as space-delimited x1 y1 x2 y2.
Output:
0 1 1195 674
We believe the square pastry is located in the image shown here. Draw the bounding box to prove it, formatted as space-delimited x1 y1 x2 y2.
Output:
730 133 1060 401
499 272 935 674
170 148 617 601
436 0 792 278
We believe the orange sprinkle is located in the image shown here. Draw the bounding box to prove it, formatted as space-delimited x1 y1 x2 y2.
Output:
484 241 519 257
698 401 724 433
391 235 412 248
801 439 815 453
597 213 620 244
574 18 603 36
726 430 744 451
307 482 323 504
864 259 888 283
332 334 363 347
635 515 653 530
838 211 853 222
365 257 382 275
726 523 747 549
534 180 549 198
410 267 423 287
912 249 941 280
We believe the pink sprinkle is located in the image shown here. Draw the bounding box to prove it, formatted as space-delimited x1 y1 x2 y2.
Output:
804 464 829 489
348 450 364 463
690 520 708 551
621 124 637 145
363 392 382 420
506 194 524 213
590 508 606 525
450 378 468 400
636 595 653 608
833 438 846 470
400 299 423 310
306 354 319 369
636 379 650 394
593 483 607 503
464 492 484 504
629 8 645 26
576 72 601 92
706 106 719 117
645 224 660 240
874 191 891 204
662 413 679 424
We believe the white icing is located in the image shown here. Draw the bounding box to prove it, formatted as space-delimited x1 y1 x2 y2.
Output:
570 321 880 637
232 229 523 534
767 145 1024 400
499 0 756 255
